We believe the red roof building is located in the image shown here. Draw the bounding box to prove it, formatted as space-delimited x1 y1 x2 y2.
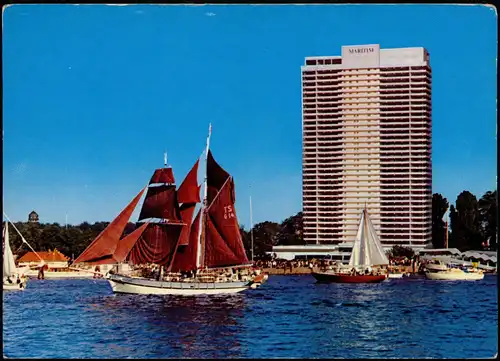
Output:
17 249 70 268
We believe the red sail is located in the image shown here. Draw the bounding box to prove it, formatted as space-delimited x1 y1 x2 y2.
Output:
128 223 183 266
177 159 201 204
204 177 249 268
207 150 230 205
113 222 149 262
73 187 146 265
149 167 175 184
170 210 201 272
204 217 244 268
138 185 180 221
177 203 196 246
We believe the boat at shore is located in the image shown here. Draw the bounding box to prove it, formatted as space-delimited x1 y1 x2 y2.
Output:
3 222 28 291
74 124 267 295
425 265 484 281
312 207 389 284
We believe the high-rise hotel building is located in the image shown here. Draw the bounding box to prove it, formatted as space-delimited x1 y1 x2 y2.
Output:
301 44 432 249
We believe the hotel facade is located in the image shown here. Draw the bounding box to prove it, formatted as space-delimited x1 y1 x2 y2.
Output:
301 44 432 250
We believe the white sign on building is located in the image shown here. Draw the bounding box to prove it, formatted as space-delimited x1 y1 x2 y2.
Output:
341 44 380 69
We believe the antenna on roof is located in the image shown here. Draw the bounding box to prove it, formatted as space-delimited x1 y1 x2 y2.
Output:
164 151 168 168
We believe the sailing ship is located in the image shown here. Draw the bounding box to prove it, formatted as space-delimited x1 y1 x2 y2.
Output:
3 222 28 291
312 207 389 283
74 125 267 295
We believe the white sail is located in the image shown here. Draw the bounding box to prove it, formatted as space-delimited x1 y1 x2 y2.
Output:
348 209 389 268
365 212 389 266
3 222 17 278
348 213 364 267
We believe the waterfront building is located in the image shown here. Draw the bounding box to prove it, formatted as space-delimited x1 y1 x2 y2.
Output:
17 249 69 269
301 44 432 251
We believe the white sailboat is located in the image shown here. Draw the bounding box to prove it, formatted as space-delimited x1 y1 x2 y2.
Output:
3 222 28 291
312 207 389 283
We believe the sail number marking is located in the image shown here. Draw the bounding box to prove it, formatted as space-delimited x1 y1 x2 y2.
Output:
224 205 235 220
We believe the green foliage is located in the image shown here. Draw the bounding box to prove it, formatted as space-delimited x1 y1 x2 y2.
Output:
449 191 483 251
240 221 281 259
478 190 497 250
386 245 415 259
432 193 449 248
7 221 111 260
276 212 304 246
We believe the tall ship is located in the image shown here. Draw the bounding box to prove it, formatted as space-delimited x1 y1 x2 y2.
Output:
74 125 267 295
312 207 389 283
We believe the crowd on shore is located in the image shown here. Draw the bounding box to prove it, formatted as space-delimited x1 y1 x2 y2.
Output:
254 257 420 274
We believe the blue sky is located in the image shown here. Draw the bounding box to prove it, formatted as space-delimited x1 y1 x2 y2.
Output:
2 4 497 228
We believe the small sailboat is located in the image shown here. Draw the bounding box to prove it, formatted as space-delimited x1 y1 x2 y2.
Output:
3 222 28 291
74 124 267 295
312 207 389 283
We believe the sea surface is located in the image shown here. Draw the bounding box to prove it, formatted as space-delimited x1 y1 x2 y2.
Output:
3 275 498 358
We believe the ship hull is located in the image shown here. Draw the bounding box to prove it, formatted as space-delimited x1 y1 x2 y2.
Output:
312 272 388 283
107 274 264 295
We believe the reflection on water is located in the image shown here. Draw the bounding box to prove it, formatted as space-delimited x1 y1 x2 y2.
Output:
3 276 498 358
87 293 246 358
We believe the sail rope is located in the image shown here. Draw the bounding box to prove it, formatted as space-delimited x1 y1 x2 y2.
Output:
3 212 45 264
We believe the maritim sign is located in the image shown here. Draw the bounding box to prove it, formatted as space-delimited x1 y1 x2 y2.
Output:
341 44 380 69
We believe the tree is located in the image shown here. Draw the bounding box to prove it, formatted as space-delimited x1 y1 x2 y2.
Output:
249 221 282 258
432 193 449 248
478 190 497 250
386 245 415 260
276 212 304 246
449 191 482 251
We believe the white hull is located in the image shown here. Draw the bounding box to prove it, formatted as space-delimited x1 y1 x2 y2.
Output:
26 270 95 279
425 271 484 281
108 274 259 296
3 281 27 291
388 273 404 279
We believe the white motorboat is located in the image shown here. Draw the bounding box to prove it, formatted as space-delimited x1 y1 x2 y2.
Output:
425 267 484 281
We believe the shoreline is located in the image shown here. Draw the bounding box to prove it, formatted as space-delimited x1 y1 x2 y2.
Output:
263 265 416 276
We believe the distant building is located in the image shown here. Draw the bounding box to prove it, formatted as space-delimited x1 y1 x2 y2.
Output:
28 210 39 223
17 249 69 269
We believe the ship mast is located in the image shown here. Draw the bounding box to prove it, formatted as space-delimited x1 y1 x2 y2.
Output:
445 214 449 249
250 195 254 263
196 123 212 269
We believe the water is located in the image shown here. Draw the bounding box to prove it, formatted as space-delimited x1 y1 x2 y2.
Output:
3 275 498 358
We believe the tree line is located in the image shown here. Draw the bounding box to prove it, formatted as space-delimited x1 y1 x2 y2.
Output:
432 189 497 251
5 189 496 260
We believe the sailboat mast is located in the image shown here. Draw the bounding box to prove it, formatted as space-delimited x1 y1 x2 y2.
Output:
250 195 254 262
360 207 367 267
196 123 212 269
445 215 449 249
